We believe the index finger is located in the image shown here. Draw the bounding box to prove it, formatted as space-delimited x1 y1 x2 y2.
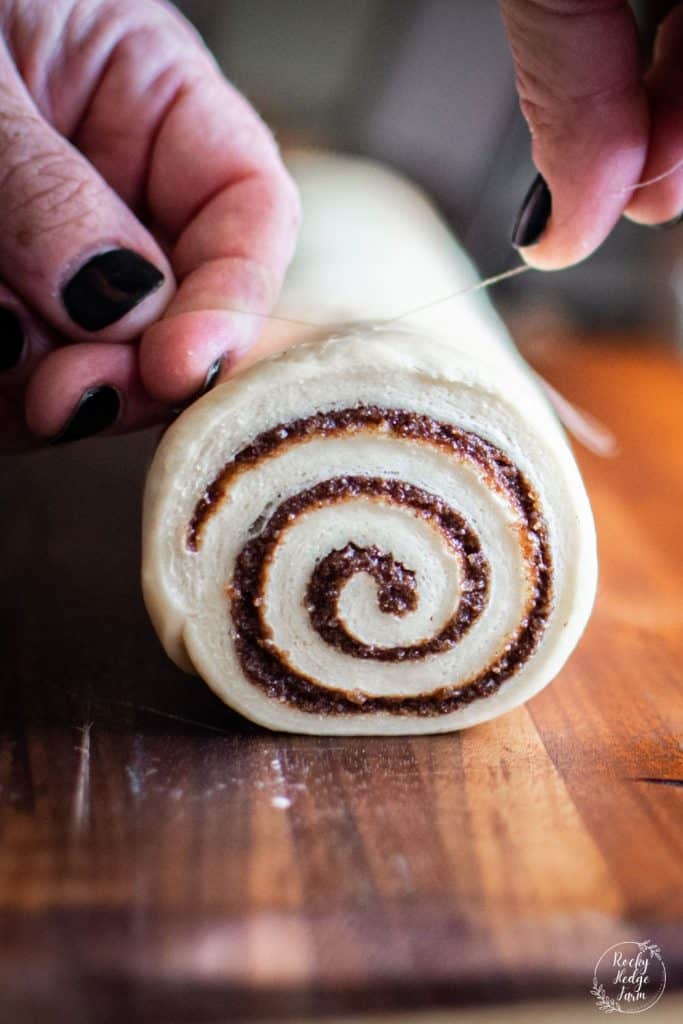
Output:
140 72 300 402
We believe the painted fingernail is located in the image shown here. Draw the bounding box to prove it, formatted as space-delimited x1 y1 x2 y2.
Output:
512 173 552 248
170 357 225 416
62 249 164 331
0 307 25 372
203 356 224 392
50 386 120 445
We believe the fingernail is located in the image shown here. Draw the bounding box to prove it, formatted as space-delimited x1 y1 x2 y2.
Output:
512 173 552 248
0 307 25 372
203 356 224 392
647 211 683 230
50 386 120 445
62 249 164 331
170 357 225 416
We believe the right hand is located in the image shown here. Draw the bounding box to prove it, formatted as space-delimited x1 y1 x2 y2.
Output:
501 0 683 269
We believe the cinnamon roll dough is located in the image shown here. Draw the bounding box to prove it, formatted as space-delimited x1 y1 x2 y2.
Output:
142 153 597 735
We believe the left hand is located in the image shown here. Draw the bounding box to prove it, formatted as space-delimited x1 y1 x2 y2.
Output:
0 0 300 449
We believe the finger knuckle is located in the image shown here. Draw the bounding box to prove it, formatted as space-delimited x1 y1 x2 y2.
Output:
0 112 106 246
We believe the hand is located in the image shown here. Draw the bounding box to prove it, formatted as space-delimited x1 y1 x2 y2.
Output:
500 0 683 269
0 0 300 450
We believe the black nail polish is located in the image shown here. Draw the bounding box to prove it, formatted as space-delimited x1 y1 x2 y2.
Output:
512 173 552 248
203 356 224 392
50 386 120 445
0 307 25 372
62 249 164 331
170 357 225 416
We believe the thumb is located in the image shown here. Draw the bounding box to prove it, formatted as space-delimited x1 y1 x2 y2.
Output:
500 0 649 270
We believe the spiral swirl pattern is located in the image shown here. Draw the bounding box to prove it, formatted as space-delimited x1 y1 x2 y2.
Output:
143 324 596 735
185 406 552 716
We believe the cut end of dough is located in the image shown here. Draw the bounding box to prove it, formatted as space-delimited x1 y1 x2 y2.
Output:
142 328 597 736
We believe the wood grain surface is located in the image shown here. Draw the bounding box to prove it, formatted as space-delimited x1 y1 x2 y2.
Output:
1 338 681 1024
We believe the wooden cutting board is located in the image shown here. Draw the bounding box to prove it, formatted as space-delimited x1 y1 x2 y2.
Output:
1 338 681 1023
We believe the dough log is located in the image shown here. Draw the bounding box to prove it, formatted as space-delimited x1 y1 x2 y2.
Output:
142 154 597 736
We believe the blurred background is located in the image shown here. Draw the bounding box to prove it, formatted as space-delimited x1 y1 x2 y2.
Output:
174 0 683 343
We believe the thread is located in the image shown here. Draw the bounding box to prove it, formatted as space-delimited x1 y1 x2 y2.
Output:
384 263 531 323
208 262 622 455
224 263 531 330
614 155 683 195
216 147 683 329
211 150 683 459
204 141 683 455
222 149 683 329
221 308 327 329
